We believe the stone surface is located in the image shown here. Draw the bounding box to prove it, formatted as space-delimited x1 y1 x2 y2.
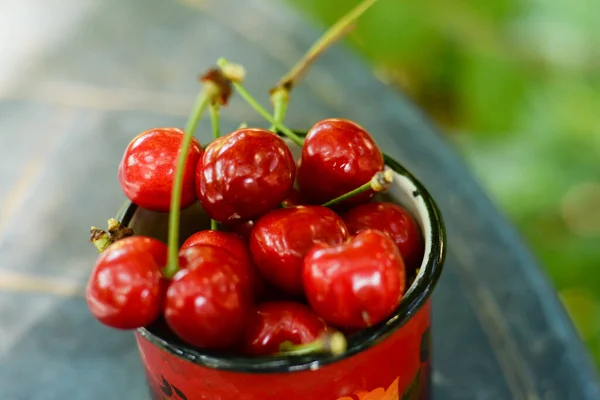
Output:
0 0 598 399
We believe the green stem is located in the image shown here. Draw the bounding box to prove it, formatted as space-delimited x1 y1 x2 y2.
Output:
210 103 220 140
268 88 289 132
278 332 347 357
232 81 303 146
209 102 221 231
321 169 393 207
322 181 372 208
163 84 217 279
217 58 304 147
274 0 379 91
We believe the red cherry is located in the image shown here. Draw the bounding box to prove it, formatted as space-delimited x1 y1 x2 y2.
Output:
241 301 327 356
86 236 167 330
165 245 252 350
343 202 424 273
297 118 384 206
118 128 202 212
250 205 349 295
180 230 265 299
303 229 406 328
196 128 295 224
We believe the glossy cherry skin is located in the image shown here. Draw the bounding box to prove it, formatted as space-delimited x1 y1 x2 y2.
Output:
297 118 384 206
196 128 296 224
241 301 327 356
250 205 349 295
180 230 264 299
228 190 303 243
86 236 167 330
118 128 202 212
303 229 406 328
165 245 252 350
343 202 424 274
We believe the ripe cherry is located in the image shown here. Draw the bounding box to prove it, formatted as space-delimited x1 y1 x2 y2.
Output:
86 236 167 330
241 301 327 356
303 229 406 328
343 202 424 274
165 244 252 350
118 128 202 212
250 205 349 295
180 230 264 299
297 118 384 206
196 128 295 224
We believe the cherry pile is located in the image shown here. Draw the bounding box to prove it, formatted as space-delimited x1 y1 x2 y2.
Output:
87 116 424 357
85 0 421 359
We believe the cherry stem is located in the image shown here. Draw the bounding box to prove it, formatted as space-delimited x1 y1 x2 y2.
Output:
209 101 221 231
272 0 379 94
217 58 304 148
277 332 347 357
210 103 220 140
321 168 394 207
89 218 134 253
90 228 111 253
164 82 219 279
268 88 289 132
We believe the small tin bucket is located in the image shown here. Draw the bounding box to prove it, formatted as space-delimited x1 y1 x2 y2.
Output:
116 147 446 400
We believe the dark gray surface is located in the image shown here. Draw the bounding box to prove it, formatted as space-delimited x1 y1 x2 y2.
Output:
0 0 598 399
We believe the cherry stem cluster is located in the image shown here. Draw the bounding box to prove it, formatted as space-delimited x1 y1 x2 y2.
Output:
217 59 304 148
163 82 219 279
277 332 347 357
321 169 394 207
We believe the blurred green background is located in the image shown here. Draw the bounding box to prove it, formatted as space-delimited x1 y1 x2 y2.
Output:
285 0 600 366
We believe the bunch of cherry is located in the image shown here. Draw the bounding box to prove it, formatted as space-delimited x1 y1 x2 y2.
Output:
86 85 423 357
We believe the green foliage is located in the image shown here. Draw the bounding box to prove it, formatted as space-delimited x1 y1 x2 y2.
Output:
284 0 600 366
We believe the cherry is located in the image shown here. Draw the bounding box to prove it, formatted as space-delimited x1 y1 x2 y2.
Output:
241 301 327 356
165 244 252 350
118 128 202 212
86 236 167 330
343 202 424 274
180 230 264 299
303 229 406 328
296 118 384 206
250 205 349 295
196 128 296 224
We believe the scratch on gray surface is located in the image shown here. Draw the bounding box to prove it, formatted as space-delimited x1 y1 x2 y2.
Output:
0 81 260 122
0 271 85 297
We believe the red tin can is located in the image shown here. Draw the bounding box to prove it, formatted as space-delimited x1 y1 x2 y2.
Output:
117 153 445 400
